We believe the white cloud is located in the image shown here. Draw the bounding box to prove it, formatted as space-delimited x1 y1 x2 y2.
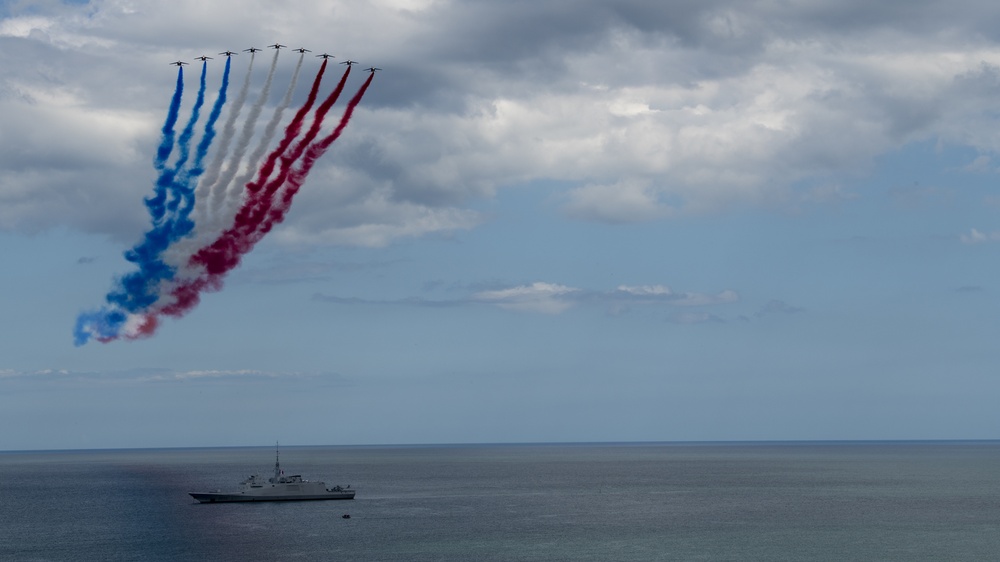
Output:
961 228 1000 244
615 284 672 296
563 179 672 223
473 282 580 314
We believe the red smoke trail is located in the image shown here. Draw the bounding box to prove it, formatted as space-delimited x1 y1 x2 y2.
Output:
267 72 375 229
247 59 328 195
159 72 373 319
243 66 352 221
192 66 352 278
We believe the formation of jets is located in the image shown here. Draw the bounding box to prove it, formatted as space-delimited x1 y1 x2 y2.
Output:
171 48 381 72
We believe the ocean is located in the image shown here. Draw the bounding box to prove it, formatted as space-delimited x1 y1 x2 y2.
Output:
1 442 998 561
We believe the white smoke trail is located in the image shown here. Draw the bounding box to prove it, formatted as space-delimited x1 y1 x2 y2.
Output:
196 53 256 227
215 48 283 224
230 52 304 201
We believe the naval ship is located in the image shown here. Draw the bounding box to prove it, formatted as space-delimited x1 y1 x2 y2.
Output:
189 446 355 503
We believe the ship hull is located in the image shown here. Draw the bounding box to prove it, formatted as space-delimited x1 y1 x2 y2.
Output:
190 490 355 503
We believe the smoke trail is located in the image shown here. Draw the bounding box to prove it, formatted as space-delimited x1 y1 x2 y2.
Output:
158 62 337 314
197 52 255 225
164 61 208 218
158 73 374 321
163 58 231 248
271 72 376 225
230 51 304 204
228 65 351 247
75 57 375 343
201 66 352 276
247 58 328 197
166 59 329 277
184 56 231 196
168 51 307 276
213 48 282 225
146 67 184 224
74 67 186 344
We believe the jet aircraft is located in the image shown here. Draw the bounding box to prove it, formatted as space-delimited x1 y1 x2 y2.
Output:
366 67 382 73
340 59 358 66
194 55 213 61
219 50 238 57
244 47 262 53
169 61 188 66
316 53 334 59
293 48 311 53
268 43 286 49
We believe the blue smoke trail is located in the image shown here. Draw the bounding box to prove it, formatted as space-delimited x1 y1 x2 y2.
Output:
105 60 233 314
170 56 231 237
147 67 185 224
190 56 231 180
73 308 127 346
164 61 208 217
74 61 233 344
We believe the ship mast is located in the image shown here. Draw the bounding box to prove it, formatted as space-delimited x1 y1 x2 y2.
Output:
273 442 281 483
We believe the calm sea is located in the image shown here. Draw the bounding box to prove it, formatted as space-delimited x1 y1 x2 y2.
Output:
1 442 999 561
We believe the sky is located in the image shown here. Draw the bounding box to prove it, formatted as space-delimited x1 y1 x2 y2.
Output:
2 0 1000 450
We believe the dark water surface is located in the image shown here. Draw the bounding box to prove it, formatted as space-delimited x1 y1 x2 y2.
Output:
1 442 999 561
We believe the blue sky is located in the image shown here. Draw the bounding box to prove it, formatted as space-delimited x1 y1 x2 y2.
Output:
2 0 1000 449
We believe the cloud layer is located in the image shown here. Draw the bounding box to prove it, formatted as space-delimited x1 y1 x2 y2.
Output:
4 0 1000 246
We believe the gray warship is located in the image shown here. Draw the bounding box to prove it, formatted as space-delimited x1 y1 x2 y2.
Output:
189 446 355 503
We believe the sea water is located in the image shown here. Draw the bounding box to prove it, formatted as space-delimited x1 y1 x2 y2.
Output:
1 442 999 561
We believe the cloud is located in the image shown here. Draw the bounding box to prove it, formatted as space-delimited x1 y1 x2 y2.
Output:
888 183 953 209
0 367 337 383
754 299 804 318
961 228 1000 244
611 284 739 307
472 282 580 314
562 179 673 224
956 285 984 293
314 280 740 315
7 1 1000 244
668 311 725 324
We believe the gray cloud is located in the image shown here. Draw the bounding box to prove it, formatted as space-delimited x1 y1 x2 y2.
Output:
6 1 1000 245
754 299 805 318
0 367 341 383
313 280 739 315
956 285 985 293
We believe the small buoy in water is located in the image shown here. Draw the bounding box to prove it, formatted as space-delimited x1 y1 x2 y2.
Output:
342 514 351 519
